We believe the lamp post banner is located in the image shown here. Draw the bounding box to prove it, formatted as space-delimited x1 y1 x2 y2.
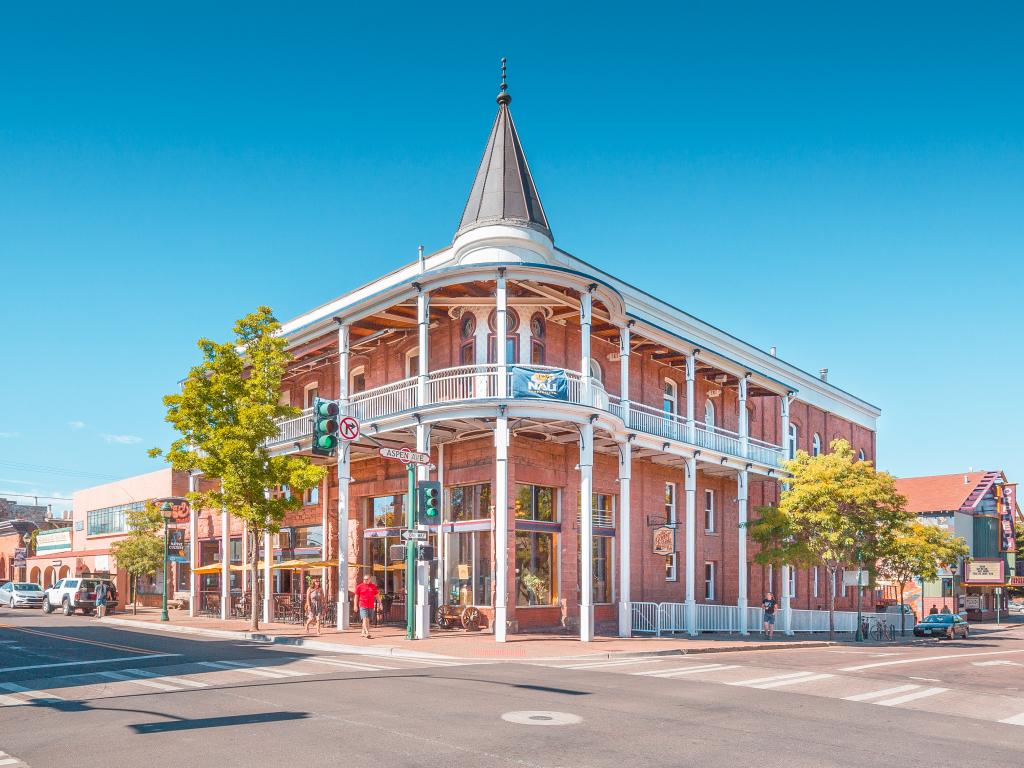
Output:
168 529 188 563
512 366 568 401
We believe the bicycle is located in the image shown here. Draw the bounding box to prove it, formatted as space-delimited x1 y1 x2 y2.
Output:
871 617 895 642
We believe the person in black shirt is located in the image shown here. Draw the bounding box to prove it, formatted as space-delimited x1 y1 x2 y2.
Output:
762 592 778 639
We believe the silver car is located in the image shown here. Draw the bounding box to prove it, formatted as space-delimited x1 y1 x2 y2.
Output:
0 581 45 609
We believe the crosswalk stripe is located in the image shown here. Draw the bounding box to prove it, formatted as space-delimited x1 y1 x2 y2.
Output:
95 670 181 691
198 661 289 678
122 668 208 688
216 660 307 678
303 657 397 671
0 694 29 707
0 683 63 702
999 712 1024 726
728 671 816 687
875 687 948 706
558 658 661 670
632 663 735 677
843 685 920 702
0 758 19 766
748 673 834 689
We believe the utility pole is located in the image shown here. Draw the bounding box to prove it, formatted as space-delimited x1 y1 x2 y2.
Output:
406 463 415 640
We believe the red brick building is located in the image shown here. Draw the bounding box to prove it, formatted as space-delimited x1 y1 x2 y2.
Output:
182 77 881 639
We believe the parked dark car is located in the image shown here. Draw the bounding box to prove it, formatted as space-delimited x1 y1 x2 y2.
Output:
913 613 969 639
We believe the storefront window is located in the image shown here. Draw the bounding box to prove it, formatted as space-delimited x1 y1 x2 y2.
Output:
576 535 613 603
449 484 491 522
445 530 492 606
515 485 555 521
368 495 405 528
175 562 190 592
137 567 165 595
516 531 558 606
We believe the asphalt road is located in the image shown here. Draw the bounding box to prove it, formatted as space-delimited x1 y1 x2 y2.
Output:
1 609 1022 768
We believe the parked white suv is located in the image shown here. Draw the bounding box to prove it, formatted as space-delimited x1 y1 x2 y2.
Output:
42 578 118 616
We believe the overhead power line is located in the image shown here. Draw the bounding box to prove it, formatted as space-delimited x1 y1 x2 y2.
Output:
0 459 120 481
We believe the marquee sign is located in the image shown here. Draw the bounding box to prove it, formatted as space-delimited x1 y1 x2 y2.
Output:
652 526 676 556
963 559 1006 585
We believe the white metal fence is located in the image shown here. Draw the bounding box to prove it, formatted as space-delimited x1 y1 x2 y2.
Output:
628 601 894 636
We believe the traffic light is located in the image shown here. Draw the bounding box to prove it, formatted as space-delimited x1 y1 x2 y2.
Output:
417 480 441 526
311 397 339 457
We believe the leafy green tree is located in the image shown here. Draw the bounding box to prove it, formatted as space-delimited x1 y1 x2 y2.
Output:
151 306 325 630
750 439 911 639
877 522 969 635
110 503 165 615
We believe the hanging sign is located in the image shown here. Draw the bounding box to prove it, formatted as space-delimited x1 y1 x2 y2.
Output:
378 447 431 465
13 547 26 567
168 529 189 563
652 526 676 556
511 366 568 401
998 483 1017 553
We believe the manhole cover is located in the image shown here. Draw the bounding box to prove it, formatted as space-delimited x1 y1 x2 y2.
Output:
501 710 582 726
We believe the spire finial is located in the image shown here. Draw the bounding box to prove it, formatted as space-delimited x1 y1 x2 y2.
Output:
497 57 511 106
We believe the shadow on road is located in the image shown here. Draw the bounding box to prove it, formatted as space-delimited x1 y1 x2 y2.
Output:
131 711 310 734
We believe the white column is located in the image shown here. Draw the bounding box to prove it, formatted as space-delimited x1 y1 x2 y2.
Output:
617 440 632 637
414 423 431 640
685 352 696 443
781 564 793 636
739 375 749 458
737 469 749 635
319 476 328 588
780 394 791 460
220 508 230 620
188 472 198 618
579 422 595 642
494 415 510 642
436 442 446 611
417 288 430 406
580 289 593 405
495 271 508 398
262 529 273 623
684 457 697 635
619 324 631 426
336 322 351 629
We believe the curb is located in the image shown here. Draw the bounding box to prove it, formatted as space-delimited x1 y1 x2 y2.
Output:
100 617 454 660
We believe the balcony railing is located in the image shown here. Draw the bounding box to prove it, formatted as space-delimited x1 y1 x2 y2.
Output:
267 364 783 467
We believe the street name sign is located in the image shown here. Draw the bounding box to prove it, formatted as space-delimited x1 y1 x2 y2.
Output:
378 446 431 465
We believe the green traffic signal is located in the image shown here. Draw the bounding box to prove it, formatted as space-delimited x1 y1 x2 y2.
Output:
311 396 340 457
417 480 441 526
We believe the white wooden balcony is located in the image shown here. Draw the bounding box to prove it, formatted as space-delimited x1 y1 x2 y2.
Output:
267 364 784 467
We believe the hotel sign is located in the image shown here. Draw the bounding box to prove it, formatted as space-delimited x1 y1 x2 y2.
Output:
963 559 1006 585
652 526 676 556
36 528 72 555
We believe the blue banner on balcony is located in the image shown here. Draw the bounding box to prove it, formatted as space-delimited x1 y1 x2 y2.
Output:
511 366 568 401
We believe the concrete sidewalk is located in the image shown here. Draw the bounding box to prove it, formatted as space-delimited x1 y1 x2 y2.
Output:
101 608 842 660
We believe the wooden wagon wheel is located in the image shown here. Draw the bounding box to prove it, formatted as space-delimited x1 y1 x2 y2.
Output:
461 606 482 631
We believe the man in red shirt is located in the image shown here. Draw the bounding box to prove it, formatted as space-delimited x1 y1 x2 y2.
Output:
354 573 379 639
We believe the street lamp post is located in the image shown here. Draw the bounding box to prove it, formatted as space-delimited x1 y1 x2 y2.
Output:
160 501 172 622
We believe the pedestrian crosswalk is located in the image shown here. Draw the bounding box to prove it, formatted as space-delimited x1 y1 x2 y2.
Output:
529 655 1024 729
0 652 480 707
0 750 28 768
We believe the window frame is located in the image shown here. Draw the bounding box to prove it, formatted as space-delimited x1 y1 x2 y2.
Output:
663 378 678 415
812 432 822 457
704 489 716 533
704 399 715 431
704 561 716 601
405 348 420 379
303 382 319 409
349 365 366 395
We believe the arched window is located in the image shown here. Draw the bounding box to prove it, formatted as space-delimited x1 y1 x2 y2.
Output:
812 433 822 457
405 348 420 378
349 365 366 395
704 400 715 431
459 313 476 366
858 448 866 462
487 309 519 364
663 379 678 415
529 312 545 365
589 358 603 383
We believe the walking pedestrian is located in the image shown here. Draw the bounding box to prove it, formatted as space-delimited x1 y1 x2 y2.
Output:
94 580 108 619
304 577 325 636
762 591 778 639
354 573 379 639
929 604 938 615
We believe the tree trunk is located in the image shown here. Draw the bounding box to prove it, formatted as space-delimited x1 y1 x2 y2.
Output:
250 527 260 632
827 566 836 641
133 574 138 615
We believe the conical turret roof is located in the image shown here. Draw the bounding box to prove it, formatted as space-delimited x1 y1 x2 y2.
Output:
455 67 551 241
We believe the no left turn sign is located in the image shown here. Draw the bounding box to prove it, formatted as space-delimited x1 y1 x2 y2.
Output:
338 416 361 442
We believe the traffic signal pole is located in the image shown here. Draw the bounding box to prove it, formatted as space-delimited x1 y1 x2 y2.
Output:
406 463 416 640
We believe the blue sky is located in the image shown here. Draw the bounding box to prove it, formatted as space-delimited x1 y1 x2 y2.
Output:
2 3 1022 514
